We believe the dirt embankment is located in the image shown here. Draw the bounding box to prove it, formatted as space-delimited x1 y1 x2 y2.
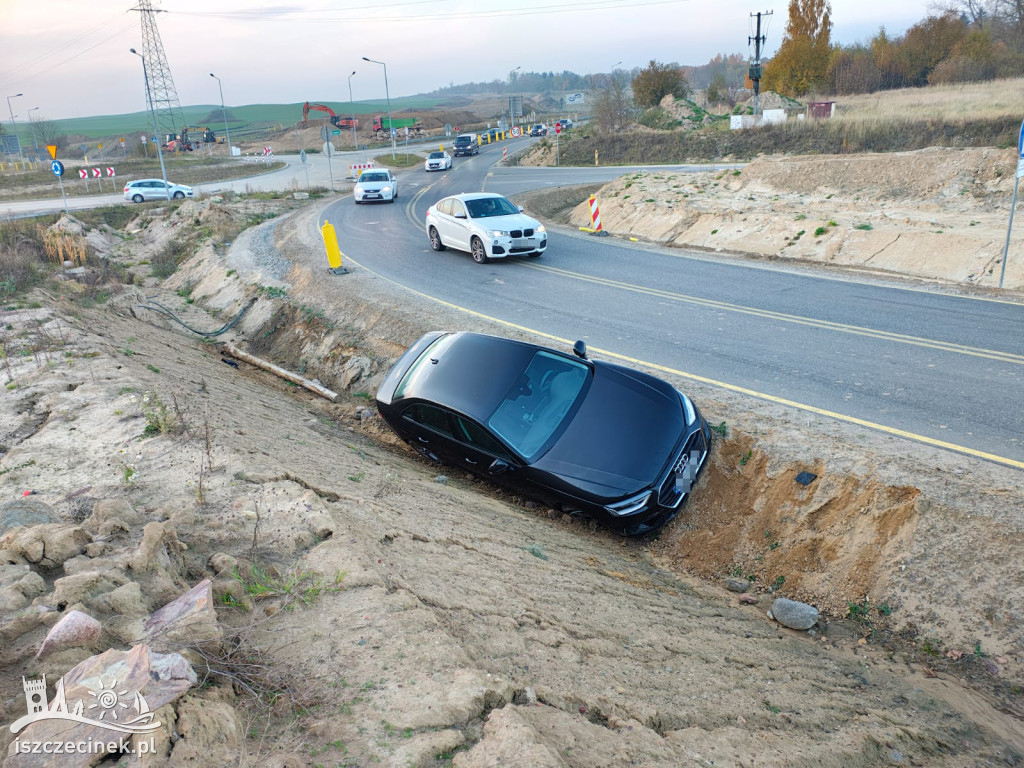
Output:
1 196 1023 767
542 146 1024 290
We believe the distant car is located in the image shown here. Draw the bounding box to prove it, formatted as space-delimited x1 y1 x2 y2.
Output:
453 133 479 157
529 124 547 137
425 192 547 263
375 332 713 536
425 151 453 172
555 118 573 131
485 128 500 141
354 169 398 203
123 179 194 203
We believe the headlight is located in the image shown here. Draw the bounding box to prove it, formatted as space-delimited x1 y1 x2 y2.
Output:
382 186 392 194
676 389 696 426
490 230 510 237
535 224 547 233
605 491 652 517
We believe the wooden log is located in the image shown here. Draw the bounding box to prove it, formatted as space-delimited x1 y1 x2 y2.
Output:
220 342 341 403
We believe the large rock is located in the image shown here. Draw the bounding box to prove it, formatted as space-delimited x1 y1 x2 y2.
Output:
4 645 196 767
770 598 820 630
0 499 56 536
0 565 46 613
35 610 101 659
167 696 242 765
84 499 145 533
0 525 91 569
144 579 221 651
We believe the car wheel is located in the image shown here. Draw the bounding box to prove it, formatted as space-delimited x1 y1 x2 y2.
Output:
471 237 489 264
132 194 144 203
428 227 446 251
173 191 184 199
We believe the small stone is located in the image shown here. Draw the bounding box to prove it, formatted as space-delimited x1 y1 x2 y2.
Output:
433 475 448 485
726 578 752 592
739 593 759 605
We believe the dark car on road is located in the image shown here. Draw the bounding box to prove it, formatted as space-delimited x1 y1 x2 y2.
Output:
376 332 712 535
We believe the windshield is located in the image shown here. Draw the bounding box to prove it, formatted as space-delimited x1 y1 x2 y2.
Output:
360 172 389 182
487 351 589 459
428 152 444 159
466 197 519 219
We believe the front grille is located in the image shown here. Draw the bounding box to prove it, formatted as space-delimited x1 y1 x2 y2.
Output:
510 229 522 238
658 430 707 507
524 228 534 237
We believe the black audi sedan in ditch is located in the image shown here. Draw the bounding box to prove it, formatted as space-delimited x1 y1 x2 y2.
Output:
375 332 712 536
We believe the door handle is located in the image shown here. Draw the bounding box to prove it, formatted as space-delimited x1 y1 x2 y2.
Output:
464 457 478 465
417 437 430 443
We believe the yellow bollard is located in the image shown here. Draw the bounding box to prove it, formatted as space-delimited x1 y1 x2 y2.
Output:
321 220 349 275
439 142 443 151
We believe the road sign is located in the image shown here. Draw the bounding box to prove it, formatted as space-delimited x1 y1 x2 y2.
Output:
331 129 341 135
510 126 521 138
106 167 115 177
555 123 562 134
140 135 148 143
79 169 87 179
46 145 57 160
91 167 101 178
98 143 103 150
320 125 329 142
51 160 64 177
300 149 307 165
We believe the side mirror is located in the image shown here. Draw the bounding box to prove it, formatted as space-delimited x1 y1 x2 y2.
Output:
455 212 467 219
488 458 512 475
572 340 588 360
517 205 524 212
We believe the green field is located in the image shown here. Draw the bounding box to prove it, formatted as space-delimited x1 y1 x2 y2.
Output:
3 96 449 145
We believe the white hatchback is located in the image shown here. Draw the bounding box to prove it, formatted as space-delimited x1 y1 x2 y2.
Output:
123 178 194 203
425 151 453 172
425 193 547 263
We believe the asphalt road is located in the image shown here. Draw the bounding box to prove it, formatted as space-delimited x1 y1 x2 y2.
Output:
321 140 1024 470
5 138 1022 468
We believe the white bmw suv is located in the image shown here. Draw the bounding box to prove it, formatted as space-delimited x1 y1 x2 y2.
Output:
425 193 547 263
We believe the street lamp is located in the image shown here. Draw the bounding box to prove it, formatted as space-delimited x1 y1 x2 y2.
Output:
129 48 169 197
209 73 232 156
362 56 394 160
6 93 23 159
347 70 358 152
27 107 40 151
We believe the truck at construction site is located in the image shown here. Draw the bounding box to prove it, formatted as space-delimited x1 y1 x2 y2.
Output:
372 116 423 137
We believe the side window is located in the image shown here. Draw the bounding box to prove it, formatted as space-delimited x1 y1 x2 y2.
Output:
454 416 510 458
403 403 455 437
451 200 467 218
437 199 452 216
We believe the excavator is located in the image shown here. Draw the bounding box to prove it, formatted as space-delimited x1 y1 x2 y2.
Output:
164 126 217 151
301 102 358 130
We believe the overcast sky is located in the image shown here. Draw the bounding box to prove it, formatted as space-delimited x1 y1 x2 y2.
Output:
1 0 934 121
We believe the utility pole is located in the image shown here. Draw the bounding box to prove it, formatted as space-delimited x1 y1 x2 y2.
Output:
130 0 185 145
748 10 771 119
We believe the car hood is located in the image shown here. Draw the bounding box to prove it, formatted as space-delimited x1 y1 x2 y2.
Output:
480 212 540 231
532 362 684 499
357 179 392 190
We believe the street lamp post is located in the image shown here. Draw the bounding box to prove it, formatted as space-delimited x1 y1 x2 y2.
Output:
362 56 394 160
347 70 358 152
130 48 169 197
209 73 232 157
27 107 40 151
6 93 23 160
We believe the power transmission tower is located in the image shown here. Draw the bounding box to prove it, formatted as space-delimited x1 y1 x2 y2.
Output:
131 0 185 144
748 10 772 119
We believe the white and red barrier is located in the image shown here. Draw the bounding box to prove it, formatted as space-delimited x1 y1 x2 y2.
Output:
589 194 603 232
348 162 376 179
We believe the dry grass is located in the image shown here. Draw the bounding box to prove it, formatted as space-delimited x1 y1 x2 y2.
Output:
41 229 88 267
822 77 1024 122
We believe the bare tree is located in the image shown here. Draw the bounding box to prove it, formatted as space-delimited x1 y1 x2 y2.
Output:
594 78 635 132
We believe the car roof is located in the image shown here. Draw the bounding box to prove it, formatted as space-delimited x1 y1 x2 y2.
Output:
441 192 505 203
399 333 572 422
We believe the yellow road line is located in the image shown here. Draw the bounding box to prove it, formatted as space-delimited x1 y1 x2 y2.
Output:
339 251 1024 472
521 262 1024 365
